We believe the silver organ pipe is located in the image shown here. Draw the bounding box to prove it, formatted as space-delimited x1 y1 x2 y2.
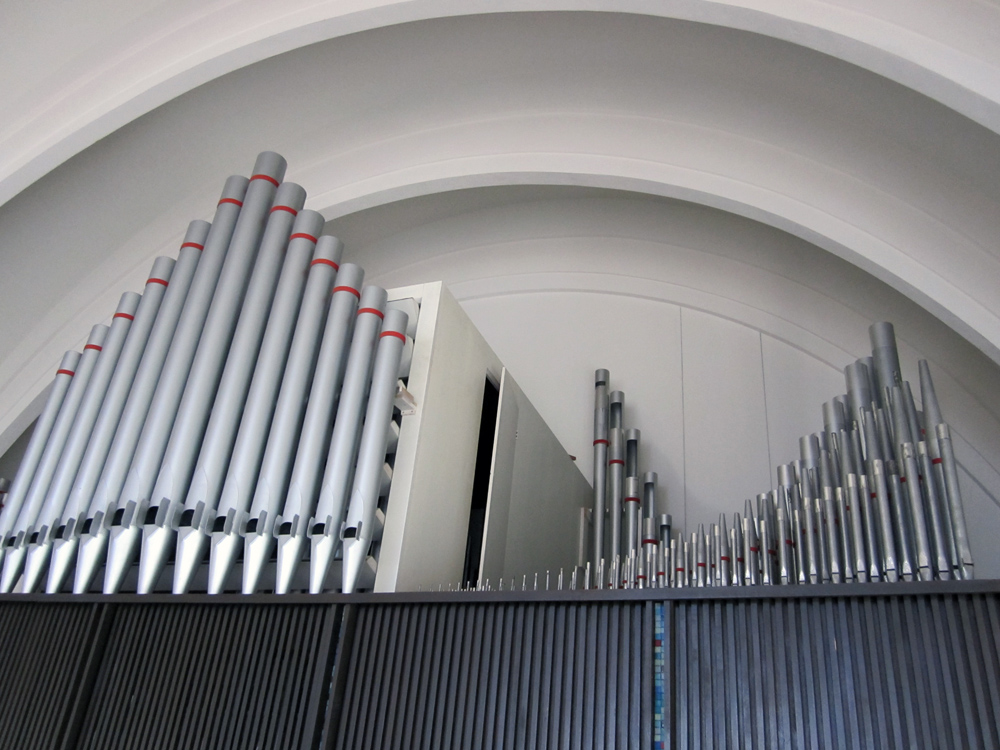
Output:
0 151 979 597
1 326 108 592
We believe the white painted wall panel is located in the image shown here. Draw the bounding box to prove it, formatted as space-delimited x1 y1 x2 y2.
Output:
761 335 848 468
680 310 772 531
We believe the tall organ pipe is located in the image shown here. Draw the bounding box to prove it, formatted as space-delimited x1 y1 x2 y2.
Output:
104 177 248 594
624 476 641 562
935 424 973 578
136 154 285 594
0 351 80 571
169 192 312 594
74 227 206 594
21 293 139 592
49 257 175 593
273 279 374 594
309 287 390 593
592 370 609 570
869 322 902 407
341 308 410 594
608 427 624 564
240 249 348 595
1 326 108 592
208 222 333 594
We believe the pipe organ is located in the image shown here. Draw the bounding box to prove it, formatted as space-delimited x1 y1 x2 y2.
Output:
0 151 995 750
0 151 589 596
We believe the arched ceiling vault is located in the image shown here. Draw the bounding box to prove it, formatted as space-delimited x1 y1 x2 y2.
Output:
1 6 1000 453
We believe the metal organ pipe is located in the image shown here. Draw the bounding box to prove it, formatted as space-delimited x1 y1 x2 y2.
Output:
172 183 309 594
240 252 352 595
1 325 108 592
341 308 410 594
208 215 331 594
136 153 286 594
1 143 979 598
274 281 379 594
592 370 609 569
105 175 249 594
48 258 175 593
0 351 80 571
309 287 390 593
74 226 207 594
22 292 140 593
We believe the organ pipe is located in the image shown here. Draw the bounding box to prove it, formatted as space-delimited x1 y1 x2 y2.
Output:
0 150 980 597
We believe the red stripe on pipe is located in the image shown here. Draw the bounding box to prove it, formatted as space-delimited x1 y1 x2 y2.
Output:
113 313 135 321
675 568 685 572
932 457 943 465
251 173 280 187
310 258 338 270
333 285 361 299
624 496 640 503
180 242 204 251
750 546 760 552
381 330 406 342
900 476 907 483
218 198 243 207
786 539 795 545
642 539 658 545
720 556 731 561
270 205 298 216
84 344 102 352
291 233 319 244
57 369 75 377
147 278 169 287
696 562 706 567
609 459 624 465
358 307 385 319
593 439 608 446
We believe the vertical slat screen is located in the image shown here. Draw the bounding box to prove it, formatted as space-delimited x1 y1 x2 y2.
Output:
666 593 1000 750
330 602 653 750
1 587 998 749
0 602 104 749
72 603 340 750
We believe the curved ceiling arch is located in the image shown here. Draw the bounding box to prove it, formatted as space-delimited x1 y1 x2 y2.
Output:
2 0 1000 210
2 8 1000 448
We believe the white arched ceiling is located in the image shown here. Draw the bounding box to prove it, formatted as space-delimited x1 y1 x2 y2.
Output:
1 8 999 567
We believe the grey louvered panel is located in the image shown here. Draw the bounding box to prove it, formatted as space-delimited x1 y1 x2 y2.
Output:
0 602 104 749
331 602 653 750
667 593 1000 750
73 603 339 750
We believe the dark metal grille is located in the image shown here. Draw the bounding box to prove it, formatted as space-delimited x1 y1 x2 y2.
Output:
72 603 339 750
665 592 1000 750
329 602 653 750
0 583 998 749
0 602 104 749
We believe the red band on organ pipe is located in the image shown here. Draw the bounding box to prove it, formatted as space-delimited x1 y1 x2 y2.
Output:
358 308 385 319
251 174 280 187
